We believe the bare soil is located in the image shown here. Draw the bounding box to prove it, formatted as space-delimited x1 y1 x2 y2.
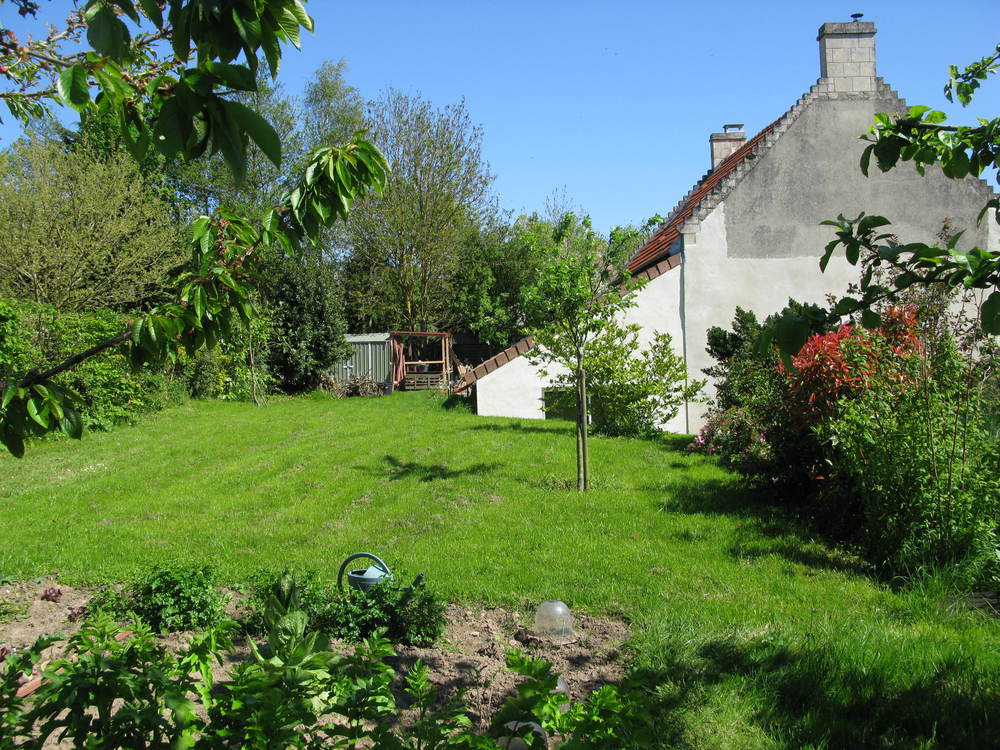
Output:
1 577 630 731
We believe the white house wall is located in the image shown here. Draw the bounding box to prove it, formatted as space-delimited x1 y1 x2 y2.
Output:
620 260 687 433
682 203 861 429
475 355 552 420
474 268 686 427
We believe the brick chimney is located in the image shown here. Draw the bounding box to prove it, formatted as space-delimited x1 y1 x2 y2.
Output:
817 18 877 92
709 124 746 170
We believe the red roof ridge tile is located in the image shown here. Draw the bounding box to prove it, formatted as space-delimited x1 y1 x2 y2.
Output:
627 116 783 275
454 336 534 392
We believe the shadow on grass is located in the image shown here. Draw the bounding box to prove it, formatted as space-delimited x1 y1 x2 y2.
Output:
377 454 499 483
624 631 1000 749
466 421 572 436
650 479 868 576
656 433 695 453
439 393 474 411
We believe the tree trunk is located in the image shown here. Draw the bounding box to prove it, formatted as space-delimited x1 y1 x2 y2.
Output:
575 352 589 491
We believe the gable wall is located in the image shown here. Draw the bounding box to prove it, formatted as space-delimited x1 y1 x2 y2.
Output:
683 204 861 426
724 92 995 259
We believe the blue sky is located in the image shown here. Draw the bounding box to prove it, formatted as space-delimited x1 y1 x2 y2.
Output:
3 1 999 233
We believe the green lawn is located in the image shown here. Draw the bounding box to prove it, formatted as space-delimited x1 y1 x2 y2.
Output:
2 391 998 749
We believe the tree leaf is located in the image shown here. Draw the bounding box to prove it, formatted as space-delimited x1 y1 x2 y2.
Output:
773 314 810 359
275 7 302 48
57 65 90 111
290 1 314 32
169 4 190 61
0 427 25 458
859 144 873 176
860 309 882 329
982 290 1000 335
1 383 16 410
224 100 281 168
86 3 131 60
205 62 256 91
139 0 163 28
260 25 281 77
152 97 187 158
60 405 83 440
26 397 49 429
211 104 248 185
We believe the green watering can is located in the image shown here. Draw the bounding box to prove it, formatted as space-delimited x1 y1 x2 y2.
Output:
337 552 425 592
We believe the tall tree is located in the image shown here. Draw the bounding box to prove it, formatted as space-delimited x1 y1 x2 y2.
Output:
449 212 559 349
302 59 365 151
344 90 494 332
298 59 365 263
0 138 184 312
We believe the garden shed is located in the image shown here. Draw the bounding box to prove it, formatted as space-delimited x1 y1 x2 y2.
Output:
391 331 454 391
329 331 455 391
328 333 393 385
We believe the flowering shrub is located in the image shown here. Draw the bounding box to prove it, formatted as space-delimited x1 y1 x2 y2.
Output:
695 305 1000 583
783 307 923 421
690 408 775 480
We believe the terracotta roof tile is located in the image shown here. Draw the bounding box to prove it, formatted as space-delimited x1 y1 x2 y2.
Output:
627 117 782 275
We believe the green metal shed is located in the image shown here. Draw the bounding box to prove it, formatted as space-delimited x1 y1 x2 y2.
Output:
328 333 392 384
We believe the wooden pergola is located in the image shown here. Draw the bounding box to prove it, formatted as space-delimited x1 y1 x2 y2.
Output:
389 331 453 391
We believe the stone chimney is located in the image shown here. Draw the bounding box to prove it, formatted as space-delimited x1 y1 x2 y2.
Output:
709 124 746 170
817 18 877 92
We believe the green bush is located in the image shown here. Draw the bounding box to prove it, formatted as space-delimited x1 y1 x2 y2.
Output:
0 299 36 380
817 340 1000 582
2 300 185 432
695 305 821 491
546 322 702 438
245 570 446 646
697 304 1000 584
182 309 273 402
89 564 226 632
260 255 351 393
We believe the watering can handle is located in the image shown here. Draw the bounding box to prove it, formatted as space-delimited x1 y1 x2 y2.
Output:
337 552 391 591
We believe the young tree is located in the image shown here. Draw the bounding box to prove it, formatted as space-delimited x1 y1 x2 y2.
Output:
763 45 1000 358
522 215 647 491
0 1 388 456
559 322 703 438
344 90 494 332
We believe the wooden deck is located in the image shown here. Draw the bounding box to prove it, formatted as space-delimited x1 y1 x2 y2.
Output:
402 373 449 390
